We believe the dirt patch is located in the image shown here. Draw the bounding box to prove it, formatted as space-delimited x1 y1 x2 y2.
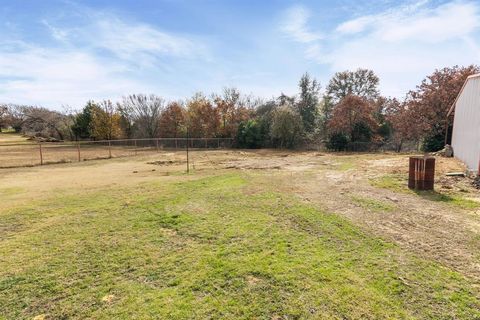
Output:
437 175 474 193
101 294 115 304
224 162 282 170
147 160 183 166
221 153 321 171
245 275 262 286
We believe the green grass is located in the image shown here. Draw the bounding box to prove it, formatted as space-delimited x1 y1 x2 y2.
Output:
0 187 24 196
422 192 480 210
335 158 356 171
1 173 479 319
351 195 396 212
469 234 480 263
370 174 480 210
370 174 407 193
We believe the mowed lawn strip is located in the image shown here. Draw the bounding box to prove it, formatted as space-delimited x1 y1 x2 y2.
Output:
0 173 479 319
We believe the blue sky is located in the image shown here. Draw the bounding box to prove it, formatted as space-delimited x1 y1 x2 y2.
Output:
1 0 479 109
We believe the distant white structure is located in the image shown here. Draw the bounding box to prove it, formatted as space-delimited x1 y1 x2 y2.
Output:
448 73 480 173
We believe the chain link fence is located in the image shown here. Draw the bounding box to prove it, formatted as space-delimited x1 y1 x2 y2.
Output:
0 138 233 168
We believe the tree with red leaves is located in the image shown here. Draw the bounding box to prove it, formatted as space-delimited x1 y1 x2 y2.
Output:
186 93 220 138
159 101 186 138
384 98 418 152
405 65 479 151
214 88 253 138
328 95 378 143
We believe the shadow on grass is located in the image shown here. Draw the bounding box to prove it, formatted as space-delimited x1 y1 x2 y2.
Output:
370 174 479 210
414 190 479 210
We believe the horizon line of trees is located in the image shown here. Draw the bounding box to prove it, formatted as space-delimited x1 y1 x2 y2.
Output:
1 64 478 152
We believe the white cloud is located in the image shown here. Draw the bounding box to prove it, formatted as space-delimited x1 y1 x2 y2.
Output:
283 0 480 97
0 42 154 108
336 1 480 43
41 20 69 42
281 5 322 43
336 16 376 35
81 14 206 66
95 19 194 57
41 10 207 67
0 9 209 108
336 0 431 35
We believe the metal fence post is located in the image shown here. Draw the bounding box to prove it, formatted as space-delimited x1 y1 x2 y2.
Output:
108 140 112 158
77 142 81 162
134 139 137 155
39 143 43 165
186 129 190 173
156 139 159 152
217 138 220 149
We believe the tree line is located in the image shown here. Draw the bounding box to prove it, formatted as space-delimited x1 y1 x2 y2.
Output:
1 65 477 151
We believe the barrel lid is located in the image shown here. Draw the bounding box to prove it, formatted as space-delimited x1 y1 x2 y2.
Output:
409 156 435 160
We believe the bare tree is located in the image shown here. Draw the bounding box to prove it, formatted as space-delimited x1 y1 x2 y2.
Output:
118 94 165 138
59 105 76 140
2 104 27 132
17 106 71 140
0 105 7 131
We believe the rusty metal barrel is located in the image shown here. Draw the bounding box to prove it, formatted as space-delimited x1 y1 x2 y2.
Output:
408 156 435 190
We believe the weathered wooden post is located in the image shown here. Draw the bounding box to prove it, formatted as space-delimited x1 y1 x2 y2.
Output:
408 156 435 190
39 143 43 165
77 142 81 162
186 128 190 173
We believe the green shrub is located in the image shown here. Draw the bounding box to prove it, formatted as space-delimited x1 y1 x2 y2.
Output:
422 132 444 152
236 120 262 148
352 121 372 142
327 132 348 151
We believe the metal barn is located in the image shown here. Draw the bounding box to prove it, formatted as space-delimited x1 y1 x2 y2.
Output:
447 73 480 173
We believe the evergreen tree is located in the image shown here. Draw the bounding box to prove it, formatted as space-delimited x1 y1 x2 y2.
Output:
72 101 96 140
297 73 320 133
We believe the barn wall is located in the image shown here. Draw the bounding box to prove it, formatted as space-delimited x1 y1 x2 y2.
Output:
452 76 480 172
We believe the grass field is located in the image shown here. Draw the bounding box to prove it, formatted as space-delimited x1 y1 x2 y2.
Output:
1 149 480 319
